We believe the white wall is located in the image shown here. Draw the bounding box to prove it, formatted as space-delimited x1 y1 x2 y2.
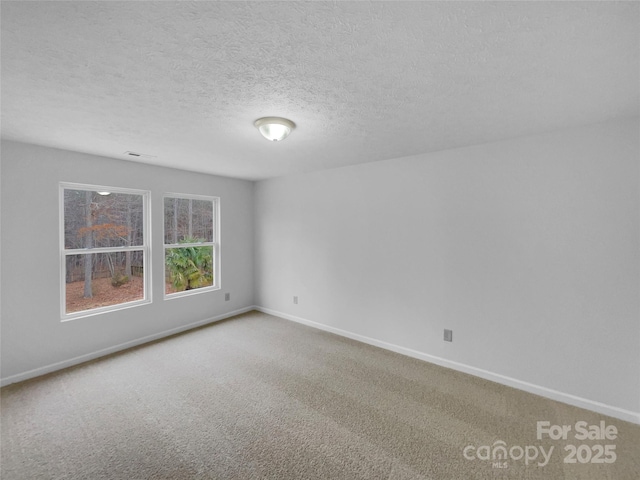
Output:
0 141 254 382
254 118 640 420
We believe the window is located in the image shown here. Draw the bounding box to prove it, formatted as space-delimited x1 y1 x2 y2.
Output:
164 194 219 298
60 183 150 320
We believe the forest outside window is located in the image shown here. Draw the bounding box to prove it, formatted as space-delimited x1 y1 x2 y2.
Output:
164 194 219 298
60 184 151 320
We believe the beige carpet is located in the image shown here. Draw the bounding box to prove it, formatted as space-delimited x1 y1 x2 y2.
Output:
1 311 639 479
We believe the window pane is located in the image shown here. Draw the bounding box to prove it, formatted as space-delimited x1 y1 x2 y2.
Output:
191 199 214 242
65 251 145 314
165 245 214 294
164 197 213 244
64 189 144 249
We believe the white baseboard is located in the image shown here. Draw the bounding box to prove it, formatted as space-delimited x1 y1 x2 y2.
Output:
255 306 640 425
0 306 255 387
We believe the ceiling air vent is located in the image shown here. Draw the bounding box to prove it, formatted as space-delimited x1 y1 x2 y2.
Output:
123 151 156 159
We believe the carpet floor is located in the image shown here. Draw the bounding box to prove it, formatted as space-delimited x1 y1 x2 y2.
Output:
1 310 639 479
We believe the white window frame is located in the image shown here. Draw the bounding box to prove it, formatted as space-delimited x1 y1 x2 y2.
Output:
163 193 220 300
59 182 152 321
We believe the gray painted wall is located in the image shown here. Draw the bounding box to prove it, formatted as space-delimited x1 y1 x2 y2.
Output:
0 141 254 380
2 118 638 421
254 118 640 416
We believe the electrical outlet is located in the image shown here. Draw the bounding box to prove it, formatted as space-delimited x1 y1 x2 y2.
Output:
444 329 453 342
293 296 298 304
225 293 230 301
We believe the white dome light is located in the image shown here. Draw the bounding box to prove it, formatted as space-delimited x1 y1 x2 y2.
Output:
254 117 295 142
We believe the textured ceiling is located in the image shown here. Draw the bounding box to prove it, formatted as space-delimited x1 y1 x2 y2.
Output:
2 1 638 180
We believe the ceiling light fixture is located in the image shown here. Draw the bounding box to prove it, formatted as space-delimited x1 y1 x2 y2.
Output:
254 117 295 142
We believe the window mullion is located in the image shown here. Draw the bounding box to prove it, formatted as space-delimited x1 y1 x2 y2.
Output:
164 242 214 249
64 245 146 255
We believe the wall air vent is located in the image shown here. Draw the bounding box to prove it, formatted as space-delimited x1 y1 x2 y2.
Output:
123 151 156 159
